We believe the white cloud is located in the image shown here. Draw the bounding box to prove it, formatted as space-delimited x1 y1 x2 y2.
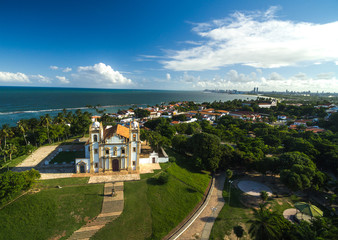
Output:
166 73 171 81
56 76 70 84
316 72 334 80
181 72 200 83
226 70 258 82
291 72 307 80
75 63 132 86
268 72 284 80
31 74 51 83
50 65 59 70
62 67 72 72
163 7 338 71
0 71 30 83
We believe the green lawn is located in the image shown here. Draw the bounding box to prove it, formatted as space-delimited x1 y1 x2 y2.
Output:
50 151 85 164
210 187 252 240
93 150 211 240
92 180 152 240
210 181 299 240
0 183 104 240
36 177 89 189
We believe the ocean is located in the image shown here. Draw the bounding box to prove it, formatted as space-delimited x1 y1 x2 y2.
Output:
0 86 257 126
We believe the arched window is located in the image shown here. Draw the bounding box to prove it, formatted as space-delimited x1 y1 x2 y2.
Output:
121 147 125 154
93 135 98 142
105 148 110 155
133 134 136 141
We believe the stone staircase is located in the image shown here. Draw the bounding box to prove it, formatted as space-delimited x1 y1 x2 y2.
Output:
68 182 124 240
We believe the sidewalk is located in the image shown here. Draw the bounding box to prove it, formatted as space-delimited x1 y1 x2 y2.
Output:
68 182 124 240
177 173 226 240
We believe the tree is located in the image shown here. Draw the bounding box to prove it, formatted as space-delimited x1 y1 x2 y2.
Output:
0 124 14 147
134 108 150 118
39 114 52 143
17 120 28 145
188 132 222 172
233 225 244 240
260 191 269 202
226 169 233 180
248 203 288 240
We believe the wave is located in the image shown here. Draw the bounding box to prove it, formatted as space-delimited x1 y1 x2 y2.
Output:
0 104 146 116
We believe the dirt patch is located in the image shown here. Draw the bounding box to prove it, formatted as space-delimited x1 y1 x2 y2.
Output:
48 230 66 240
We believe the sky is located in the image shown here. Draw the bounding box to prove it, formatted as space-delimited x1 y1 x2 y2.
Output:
0 0 337 92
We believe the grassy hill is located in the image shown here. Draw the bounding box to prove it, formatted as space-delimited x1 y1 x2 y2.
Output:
0 177 103 240
93 150 211 240
0 150 210 240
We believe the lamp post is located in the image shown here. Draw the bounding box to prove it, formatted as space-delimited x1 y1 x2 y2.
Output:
228 180 233 206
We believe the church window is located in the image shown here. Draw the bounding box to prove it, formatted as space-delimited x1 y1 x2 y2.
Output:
94 149 98 154
133 147 136 152
113 147 117 156
93 135 98 142
121 147 125 154
94 163 98 168
106 149 110 155
133 134 136 141
132 161 136 166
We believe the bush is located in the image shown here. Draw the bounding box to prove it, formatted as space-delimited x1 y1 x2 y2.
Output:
0 169 40 205
169 156 176 163
157 172 169 184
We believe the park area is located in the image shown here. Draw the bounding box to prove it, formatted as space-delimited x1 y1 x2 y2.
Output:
0 149 211 240
209 173 331 240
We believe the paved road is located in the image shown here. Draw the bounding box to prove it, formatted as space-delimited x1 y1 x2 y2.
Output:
178 172 226 240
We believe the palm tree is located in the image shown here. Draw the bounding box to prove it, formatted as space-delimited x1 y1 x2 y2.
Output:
247 203 282 240
17 120 28 145
40 114 52 143
0 124 14 147
6 144 17 161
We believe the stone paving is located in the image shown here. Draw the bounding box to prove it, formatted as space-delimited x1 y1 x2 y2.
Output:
88 174 140 183
68 182 124 240
177 173 226 240
12 145 60 172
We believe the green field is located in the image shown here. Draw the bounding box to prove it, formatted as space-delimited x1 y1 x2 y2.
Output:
0 182 103 240
49 151 85 164
0 150 210 240
93 151 211 240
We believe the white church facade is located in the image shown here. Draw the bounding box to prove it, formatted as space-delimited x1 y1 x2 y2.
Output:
75 118 168 174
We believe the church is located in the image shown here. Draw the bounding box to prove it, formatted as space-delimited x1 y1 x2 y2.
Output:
75 118 168 174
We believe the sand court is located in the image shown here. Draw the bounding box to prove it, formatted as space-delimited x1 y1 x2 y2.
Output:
238 180 272 196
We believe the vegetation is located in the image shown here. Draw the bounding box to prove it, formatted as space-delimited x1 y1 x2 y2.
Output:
0 169 40 205
0 109 92 168
49 151 85 164
93 150 210 240
0 181 104 240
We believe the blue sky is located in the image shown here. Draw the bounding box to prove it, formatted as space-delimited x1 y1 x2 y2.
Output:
0 0 337 92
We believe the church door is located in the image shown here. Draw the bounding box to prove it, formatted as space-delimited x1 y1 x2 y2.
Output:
113 159 119 172
80 164 85 173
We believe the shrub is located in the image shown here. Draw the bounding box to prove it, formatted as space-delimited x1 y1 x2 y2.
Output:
169 156 176 163
0 169 40 205
157 172 169 184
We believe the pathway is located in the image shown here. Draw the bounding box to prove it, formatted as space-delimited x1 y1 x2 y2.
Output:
12 145 60 172
176 173 226 240
68 182 124 240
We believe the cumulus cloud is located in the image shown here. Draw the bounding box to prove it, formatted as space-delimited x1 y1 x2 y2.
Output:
268 72 284 80
226 70 258 82
62 67 72 72
56 76 70 84
50 65 59 70
166 73 171 81
162 7 338 71
181 72 200 83
31 74 51 83
0 71 30 83
75 63 132 86
291 72 307 80
316 72 334 80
